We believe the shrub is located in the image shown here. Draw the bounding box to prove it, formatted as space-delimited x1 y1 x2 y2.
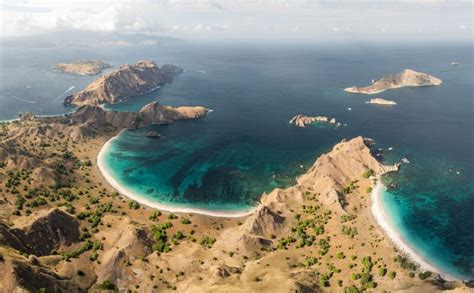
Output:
128 200 140 209
363 169 375 178
344 285 360 293
180 217 191 224
200 236 216 248
98 280 117 290
419 271 432 280
149 210 161 221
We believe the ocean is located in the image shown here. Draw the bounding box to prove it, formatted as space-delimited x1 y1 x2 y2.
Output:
0 39 472 279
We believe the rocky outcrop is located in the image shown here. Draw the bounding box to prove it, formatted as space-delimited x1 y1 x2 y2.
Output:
146 131 161 138
11 208 80 256
214 265 242 278
366 97 397 105
54 60 111 75
344 69 442 94
64 60 183 106
0 254 85 293
289 115 338 127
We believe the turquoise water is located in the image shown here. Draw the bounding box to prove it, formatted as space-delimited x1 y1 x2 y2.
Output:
0 40 472 279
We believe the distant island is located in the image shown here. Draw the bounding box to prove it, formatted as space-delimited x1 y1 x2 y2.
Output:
366 97 397 106
64 60 183 106
289 114 338 127
344 69 442 94
54 60 111 75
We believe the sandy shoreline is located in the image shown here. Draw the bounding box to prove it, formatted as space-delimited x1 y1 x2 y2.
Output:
371 176 457 281
97 129 256 218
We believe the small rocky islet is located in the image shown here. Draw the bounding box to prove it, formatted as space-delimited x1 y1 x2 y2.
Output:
289 114 339 127
366 97 397 106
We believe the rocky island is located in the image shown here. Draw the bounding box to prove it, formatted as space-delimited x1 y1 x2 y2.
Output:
54 60 112 75
344 69 442 94
366 97 397 106
289 114 338 127
64 60 183 106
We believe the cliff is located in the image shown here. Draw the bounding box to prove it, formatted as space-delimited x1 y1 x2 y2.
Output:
64 60 183 106
344 69 442 94
54 60 111 75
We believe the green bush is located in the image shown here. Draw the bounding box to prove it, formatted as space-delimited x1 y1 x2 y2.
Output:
200 235 216 248
363 169 375 178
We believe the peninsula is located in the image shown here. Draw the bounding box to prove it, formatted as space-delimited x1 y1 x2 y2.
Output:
64 60 183 106
54 60 111 75
344 69 442 94
366 97 397 106
289 114 338 127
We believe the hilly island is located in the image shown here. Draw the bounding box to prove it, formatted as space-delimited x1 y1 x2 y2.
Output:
0 55 471 293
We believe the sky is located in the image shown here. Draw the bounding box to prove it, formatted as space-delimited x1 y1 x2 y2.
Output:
0 0 472 42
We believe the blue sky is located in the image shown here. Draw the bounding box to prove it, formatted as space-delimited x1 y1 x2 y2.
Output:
1 0 472 42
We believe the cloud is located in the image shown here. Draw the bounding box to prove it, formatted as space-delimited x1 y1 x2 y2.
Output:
1 0 164 35
0 0 472 42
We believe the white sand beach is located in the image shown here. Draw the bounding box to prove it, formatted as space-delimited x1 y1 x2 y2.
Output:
370 176 456 281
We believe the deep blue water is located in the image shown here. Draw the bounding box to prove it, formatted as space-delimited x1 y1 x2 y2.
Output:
0 40 472 279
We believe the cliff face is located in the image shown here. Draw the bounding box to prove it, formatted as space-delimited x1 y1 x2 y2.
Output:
344 69 442 94
64 60 183 106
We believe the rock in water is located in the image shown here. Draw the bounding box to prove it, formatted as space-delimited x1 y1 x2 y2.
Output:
344 69 442 94
64 60 183 106
146 131 161 138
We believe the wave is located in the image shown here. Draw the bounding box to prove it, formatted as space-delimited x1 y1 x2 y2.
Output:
12 96 36 104
55 85 75 100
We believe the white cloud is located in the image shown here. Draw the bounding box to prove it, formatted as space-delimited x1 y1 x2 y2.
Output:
0 0 471 41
